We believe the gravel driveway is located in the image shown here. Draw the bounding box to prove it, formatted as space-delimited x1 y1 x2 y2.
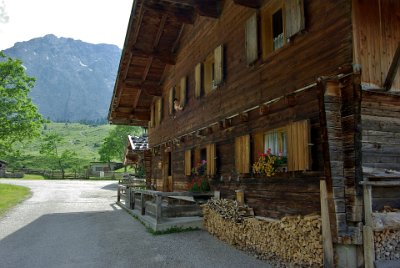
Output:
0 179 270 268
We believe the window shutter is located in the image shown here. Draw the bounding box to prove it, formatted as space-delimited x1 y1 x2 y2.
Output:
287 120 310 171
194 147 200 164
235 135 250 174
243 135 250 173
285 0 305 39
195 63 202 98
150 103 155 128
168 87 174 115
156 98 162 126
261 8 273 59
253 132 265 163
214 45 224 86
180 76 187 107
246 13 259 64
184 149 191 176
206 143 216 176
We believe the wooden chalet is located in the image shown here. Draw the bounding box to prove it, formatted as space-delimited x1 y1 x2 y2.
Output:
109 0 400 266
123 134 149 165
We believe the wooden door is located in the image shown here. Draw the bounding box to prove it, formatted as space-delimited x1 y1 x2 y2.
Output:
163 151 173 192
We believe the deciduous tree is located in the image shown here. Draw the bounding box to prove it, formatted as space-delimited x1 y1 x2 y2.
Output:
0 52 44 155
99 125 142 165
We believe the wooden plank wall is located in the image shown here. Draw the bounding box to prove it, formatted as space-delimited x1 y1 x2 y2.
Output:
212 175 322 219
370 179 400 211
361 91 400 170
168 86 325 217
149 0 353 146
352 0 400 91
146 0 353 217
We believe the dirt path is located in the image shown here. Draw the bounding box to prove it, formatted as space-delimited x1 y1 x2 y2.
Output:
0 179 270 268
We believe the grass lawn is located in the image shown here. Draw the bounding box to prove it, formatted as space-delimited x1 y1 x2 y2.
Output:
0 174 45 180
0 184 31 216
22 174 45 180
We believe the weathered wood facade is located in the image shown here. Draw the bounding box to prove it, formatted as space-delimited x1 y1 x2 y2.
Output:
109 0 400 266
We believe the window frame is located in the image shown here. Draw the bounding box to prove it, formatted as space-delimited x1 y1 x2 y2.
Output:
203 53 215 95
185 144 216 177
252 120 310 173
261 0 286 60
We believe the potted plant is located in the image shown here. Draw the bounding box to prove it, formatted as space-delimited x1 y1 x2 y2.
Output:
252 148 287 177
187 160 211 202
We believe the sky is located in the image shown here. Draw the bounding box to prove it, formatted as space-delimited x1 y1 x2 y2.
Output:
0 0 133 50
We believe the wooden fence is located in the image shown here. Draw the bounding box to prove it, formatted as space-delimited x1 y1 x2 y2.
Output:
7 168 126 180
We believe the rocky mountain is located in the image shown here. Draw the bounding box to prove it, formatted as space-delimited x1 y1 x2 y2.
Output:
3 34 121 122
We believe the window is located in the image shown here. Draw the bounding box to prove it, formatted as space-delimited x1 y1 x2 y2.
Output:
168 77 187 116
260 0 305 60
261 1 285 58
253 120 310 172
184 144 216 176
235 135 250 174
264 127 287 156
204 53 215 95
272 9 284 50
194 45 224 97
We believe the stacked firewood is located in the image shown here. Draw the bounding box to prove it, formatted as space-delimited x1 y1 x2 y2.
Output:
204 198 253 223
203 199 323 267
380 206 400 213
373 206 400 261
374 229 400 260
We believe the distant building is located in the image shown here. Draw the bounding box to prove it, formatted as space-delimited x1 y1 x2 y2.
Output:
88 162 123 176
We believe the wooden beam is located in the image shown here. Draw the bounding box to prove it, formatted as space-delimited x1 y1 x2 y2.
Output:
115 111 150 121
132 89 142 111
383 42 400 91
161 0 195 5
132 46 176 65
125 79 160 88
154 15 167 48
233 0 263 8
194 0 223 18
144 1 195 24
320 180 334 268
124 79 162 96
161 0 224 18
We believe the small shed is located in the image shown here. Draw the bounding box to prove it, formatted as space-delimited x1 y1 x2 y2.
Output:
89 162 123 175
124 134 152 181
124 134 149 165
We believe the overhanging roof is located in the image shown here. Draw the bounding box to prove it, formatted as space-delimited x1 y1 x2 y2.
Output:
108 0 223 126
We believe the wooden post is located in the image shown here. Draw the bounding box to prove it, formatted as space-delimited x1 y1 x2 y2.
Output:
141 193 145 215
117 186 121 202
363 184 374 268
383 42 400 91
155 195 162 223
320 180 334 268
130 189 135 209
